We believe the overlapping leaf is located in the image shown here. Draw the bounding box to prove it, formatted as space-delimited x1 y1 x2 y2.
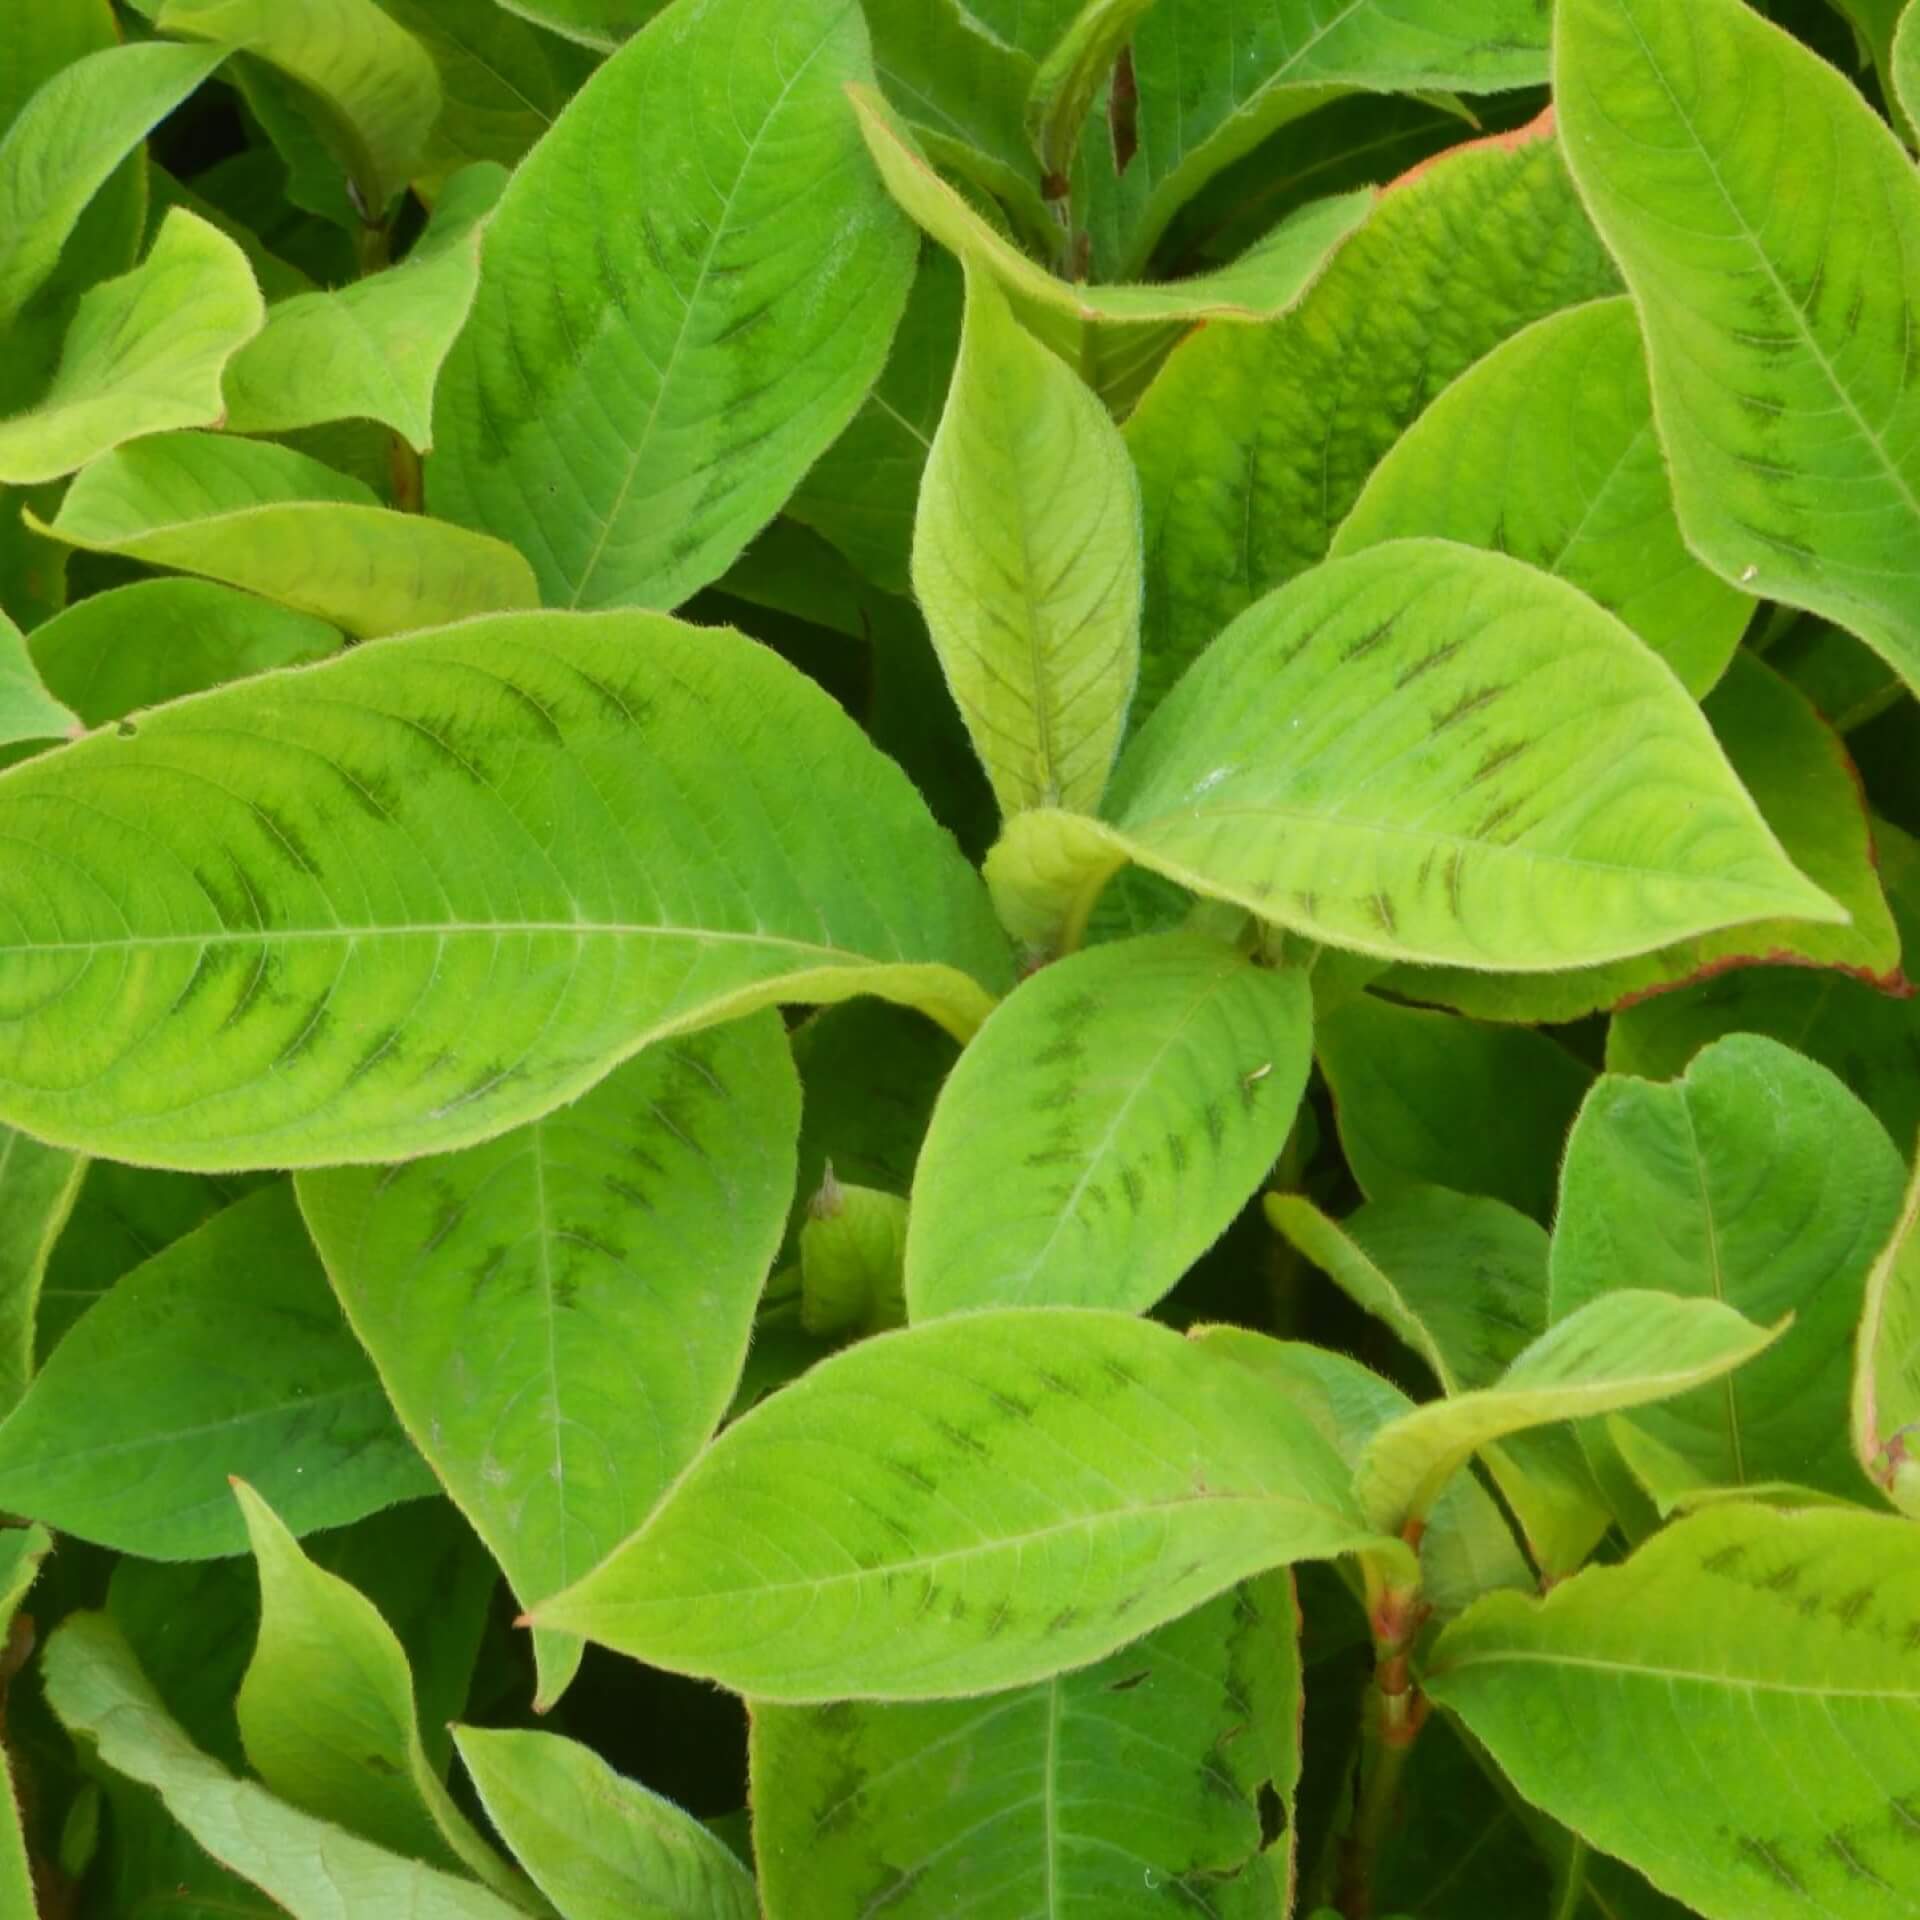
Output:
0 609 79 748
1855 1155 1920 1515
492 0 669 51
430 0 916 612
1558 0 1920 692
0 1125 83 1417
0 1526 49 1914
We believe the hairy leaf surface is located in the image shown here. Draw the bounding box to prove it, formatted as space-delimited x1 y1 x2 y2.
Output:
0 609 80 748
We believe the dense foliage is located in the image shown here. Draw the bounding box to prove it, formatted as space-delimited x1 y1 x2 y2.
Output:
1 0 1919 1915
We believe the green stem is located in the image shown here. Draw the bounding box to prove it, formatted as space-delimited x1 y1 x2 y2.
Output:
1336 1700 1416 1920
1550 1837 1590 1920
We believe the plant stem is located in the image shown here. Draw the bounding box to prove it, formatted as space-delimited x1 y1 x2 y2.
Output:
1551 1836 1590 1920
1336 1697 1416 1920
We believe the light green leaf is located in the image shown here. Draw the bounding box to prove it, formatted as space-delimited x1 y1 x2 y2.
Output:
1429 1503 1920 1920
749 1574 1302 1919
490 0 669 52
0 209 263 487
224 163 502 451
1355 1291 1779 1532
0 607 80 747
914 266 1140 819
800 1177 908 1337
45 1612 528 1920
29 579 341 728
1125 118 1618 719
0 608 1007 1170
1557 0 1920 695
1315 995 1592 1222
430 0 915 613
1023 540 1837 972
156 0 441 215
31 433 539 637
1607 1416 1865 1522
1266 1189 1611 1576
906 933 1310 1317
1554 1035 1908 1504
0 1125 84 1418
1025 0 1159 187
852 82 1376 408
533 1309 1406 1701
297 1015 800 1711
233 1484 532 1907
0 40 223 330
1855 1156 1920 1515
456 1727 758 1920
1332 298 1750 697
0 1185 432 1556
0 1524 50 1916
1899 1 1920 129
1070 0 1553 277
1381 653 1903 1023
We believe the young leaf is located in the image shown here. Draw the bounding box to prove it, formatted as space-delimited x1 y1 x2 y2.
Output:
222 162 503 450
1091 541 1839 973
0 1185 433 1556
800 1177 908 1337
913 265 1141 820
29 578 341 726
1854 1156 1920 1515
0 1125 84 1417
0 609 1006 1170
155 0 441 216
532 1309 1406 1701
44 1612 528 1920
1332 297 1750 697
1557 0 1920 695
1125 118 1620 718
32 433 540 637
1025 0 1158 188
1356 1292 1778 1533
1554 1035 1908 1502
455 1727 758 1920
0 209 263 487
0 607 80 747
233 1484 530 1906
1900 0 1920 128
1381 654 1903 1023
429 0 915 612
0 1525 50 1915
906 933 1311 1318
297 1015 800 1710
749 1575 1302 1918
1315 995 1592 1223
1429 1504 1920 1920
0 40 225 329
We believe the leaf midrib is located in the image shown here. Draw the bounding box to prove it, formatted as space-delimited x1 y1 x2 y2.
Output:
1439 1643 1920 1702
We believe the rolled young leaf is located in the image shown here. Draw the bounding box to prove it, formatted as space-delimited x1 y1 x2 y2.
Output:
1854 1154 1920 1515
533 1309 1408 1700
906 933 1311 1318
0 608 1008 1169
912 265 1141 820
1557 0 1920 694
1025 0 1160 187
429 0 916 612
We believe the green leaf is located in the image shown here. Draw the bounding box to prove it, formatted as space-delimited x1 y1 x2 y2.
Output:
1429 1503 1920 1920
297 1015 800 1711
533 1309 1406 1701
0 209 263 487
906 933 1311 1317
1315 995 1592 1222
1125 119 1619 719
1332 298 1750 698
1554 1035 1908 1504
913 266 1141 819
45 1612 529 1920
0 607 1006 1170
749 1575 1302 1919
1061 541 1838 973
0 606 80 747
0 39 224 330
851 83 1377 408
1354 1291 1779 1532
1899 0 1920 129
455 1727 758 1920
488 0 669 52
31 433 539 637
1069 0 1554 277
0 1524 50 1916
1855 1156 1920 1515
429 0 915 613
233 1484 532 1906
1025 0 1158 187
1380 654 1903 1023
155 0 441 215
1557 0 1920 695
0 1185 432 1555
0 1125 83 1419
223 162 502 450
800 1176 908 1336
29 578 341 728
